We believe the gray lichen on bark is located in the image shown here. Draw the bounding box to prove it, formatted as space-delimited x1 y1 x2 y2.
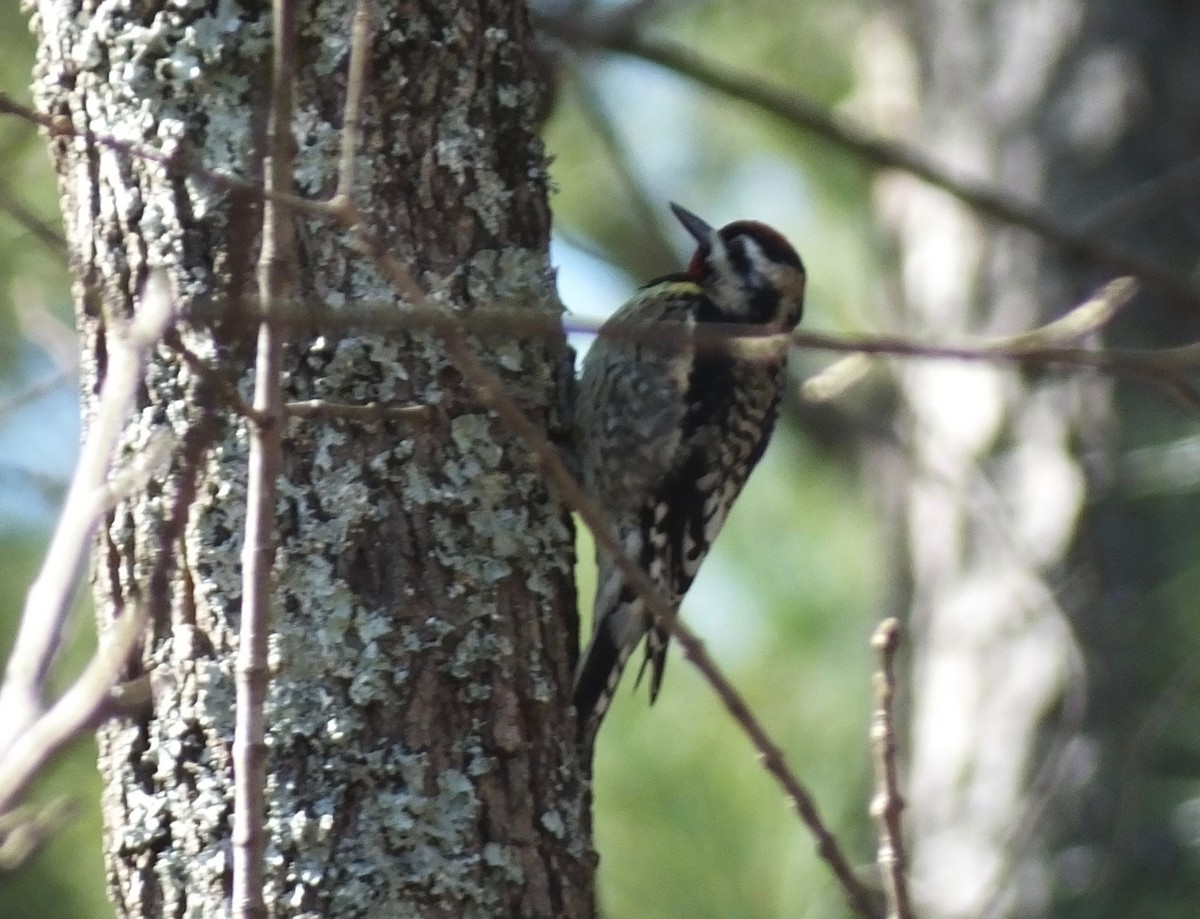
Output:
31 0 592 915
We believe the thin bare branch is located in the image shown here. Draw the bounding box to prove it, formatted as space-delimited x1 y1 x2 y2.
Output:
7 69 1199 404
19 304 81 372
0 91 198 187
284 398 431 423
0 189 67 255
334 0 372 204
0 369 72 425
258 277 1200 409
978 277 1138 348
0 398 213 860
803 277 1139 402
869 619 913 919
0 90 328 228
0 598 148 818
796 329 1200 408
0 797 77 872
163 328 269 425
0 271 174 757
231 0 296 913
534 13 1200 310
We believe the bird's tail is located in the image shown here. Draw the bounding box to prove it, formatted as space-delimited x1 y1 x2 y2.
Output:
572 613 632 741
572 554 648 742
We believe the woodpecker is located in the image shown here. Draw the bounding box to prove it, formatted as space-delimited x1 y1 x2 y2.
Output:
572 203 806 741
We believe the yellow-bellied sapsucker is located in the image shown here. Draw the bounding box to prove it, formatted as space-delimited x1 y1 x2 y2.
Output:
572 203 807 740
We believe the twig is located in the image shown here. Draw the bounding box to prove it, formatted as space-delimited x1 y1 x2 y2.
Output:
803 276 1139 402
0 272 174 758
978 277 1137 348
284 399 431 422
869 619 913 919
266 284 1153 366
231 0 296 914
534 13 1200 311
0 89 331 234
0 91 202 191
12 65 1197 395
162 328 269 425
0 797 77 872
19 303 81 373
0 386 214 859
0 369 72 426
333 0 371 205
0 601 149 819
261 276 1200 408
0 188 67 255
795 329 1200 408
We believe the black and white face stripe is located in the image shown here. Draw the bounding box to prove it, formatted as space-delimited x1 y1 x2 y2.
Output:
669 204 806 325
713 225 806 293
704 230 804 322
718 234 775 313
719 221 805 273
723 233 755 280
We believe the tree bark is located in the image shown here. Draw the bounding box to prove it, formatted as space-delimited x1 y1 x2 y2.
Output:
864 2 1200 916
31 0 593 916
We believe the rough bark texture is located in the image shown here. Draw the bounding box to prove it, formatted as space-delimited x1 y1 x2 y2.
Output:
32 0 593 916
864 2 1200 917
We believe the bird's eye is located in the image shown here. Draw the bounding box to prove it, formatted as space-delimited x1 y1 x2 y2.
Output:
725 236 753 278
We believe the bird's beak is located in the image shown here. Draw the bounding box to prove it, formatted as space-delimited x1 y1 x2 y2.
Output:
669 202 714 245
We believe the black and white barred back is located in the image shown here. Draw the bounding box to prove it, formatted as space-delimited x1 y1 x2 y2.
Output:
572 203 806 742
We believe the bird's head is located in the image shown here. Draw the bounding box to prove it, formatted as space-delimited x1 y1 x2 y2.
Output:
672 202 806 330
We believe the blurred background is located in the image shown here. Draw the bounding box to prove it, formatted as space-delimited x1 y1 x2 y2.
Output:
4 0 1200 916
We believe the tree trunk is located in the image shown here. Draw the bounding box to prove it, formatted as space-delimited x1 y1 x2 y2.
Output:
31 0 593 916
864 2 1200 916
